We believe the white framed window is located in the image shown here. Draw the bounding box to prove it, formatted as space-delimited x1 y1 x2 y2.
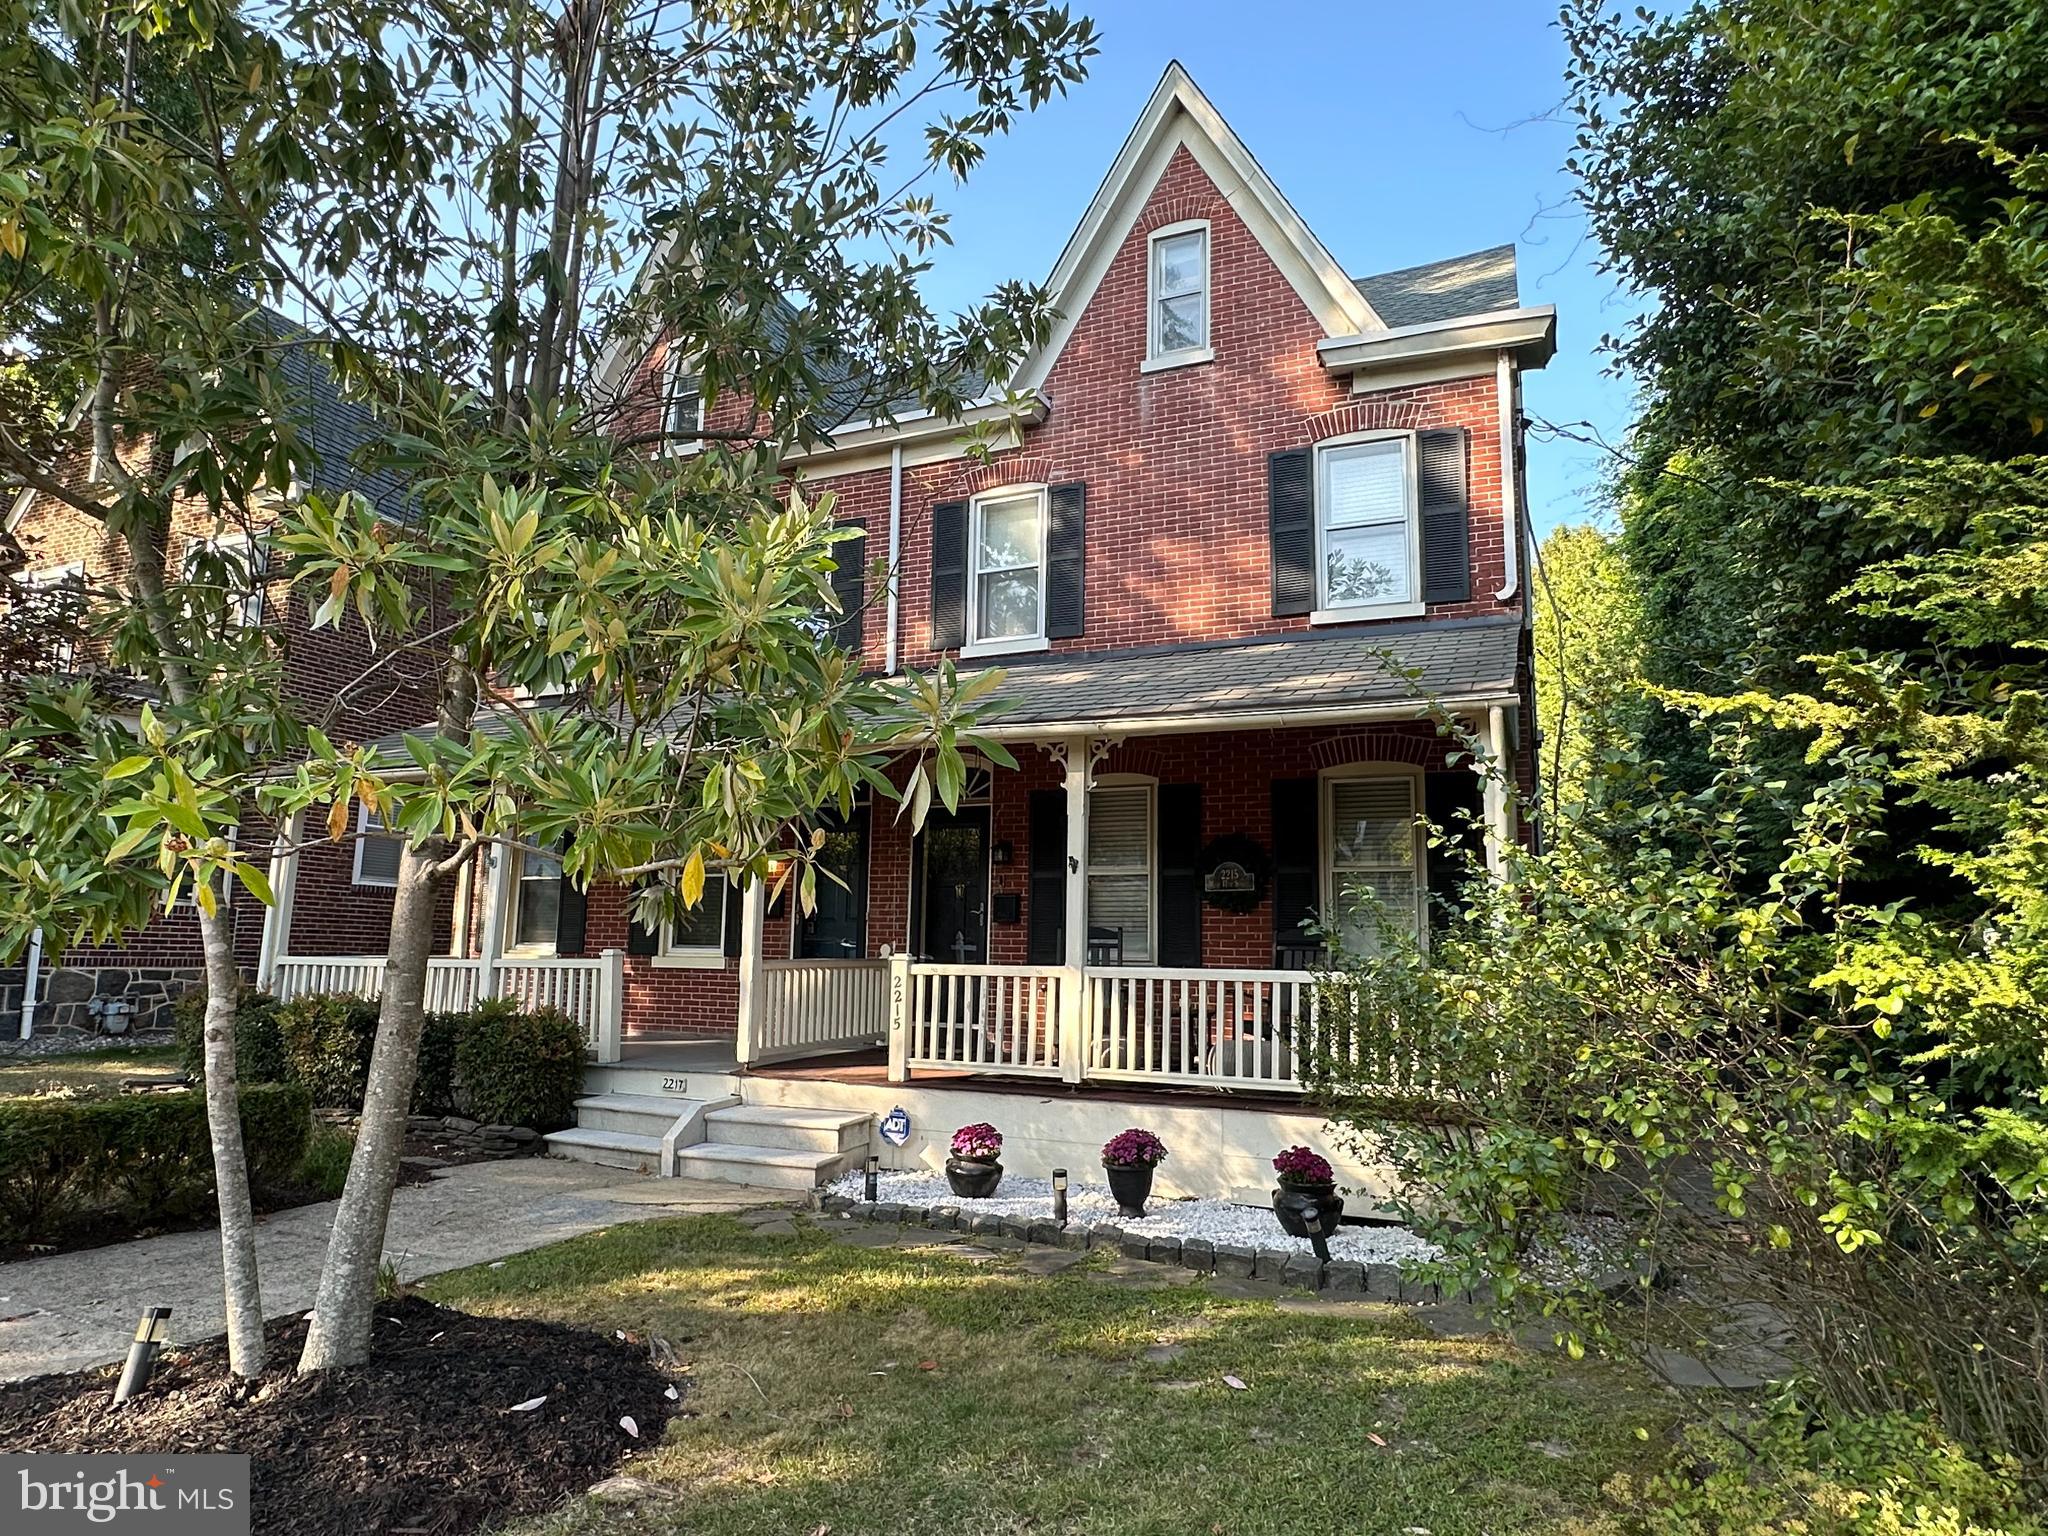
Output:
182 531 268 629
965 484 1048 656
1144 220 1211 370
1087 779 1155 966
508 844 564 954
20 563 86 670
666 345 705 454
1313 433 1423 622
656 873 728 967
1321 766 1427 958
352 803 403 888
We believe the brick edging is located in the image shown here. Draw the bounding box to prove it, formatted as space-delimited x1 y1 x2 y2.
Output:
809 1191 1459 1303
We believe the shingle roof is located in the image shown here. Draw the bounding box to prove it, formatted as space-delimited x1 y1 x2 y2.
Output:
357 621 1520 760
254 309 417 523
966 620 1521 732
1353 245 1520 329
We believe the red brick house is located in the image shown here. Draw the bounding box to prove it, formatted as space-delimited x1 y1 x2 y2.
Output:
251 64 1552 1200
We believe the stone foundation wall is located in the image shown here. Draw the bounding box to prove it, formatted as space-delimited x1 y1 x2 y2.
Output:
1 965 200 1042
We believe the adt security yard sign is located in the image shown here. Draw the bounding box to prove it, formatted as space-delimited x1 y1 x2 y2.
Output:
879 1106 912 1147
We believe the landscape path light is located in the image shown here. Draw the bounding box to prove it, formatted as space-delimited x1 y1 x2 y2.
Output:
1052 1168 1069 1228
113 1306 172 1404
864 1154 880 1204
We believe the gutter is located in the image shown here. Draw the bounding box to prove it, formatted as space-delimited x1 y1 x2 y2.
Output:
18 926 42 1040
885 443 903 674
1495 350 1521 602
1317 305 1556 374
976 690 1523 744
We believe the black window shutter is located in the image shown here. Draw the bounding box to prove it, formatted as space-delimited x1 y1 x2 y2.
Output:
1045 482 1086 639
1419 429 1471 604
1157 784 1202 966
722 878 744 958
1423 770 1485 932
1268 448 1314 616
1027 789 1066 964
1270 777 1320 961
930 500 968 650
554 838 587 955
831 521 867 655
624 878 660 956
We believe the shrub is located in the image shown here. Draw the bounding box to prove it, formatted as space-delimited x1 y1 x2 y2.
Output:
949 1122 1002 1161
275 992 382 1109
173 986 288 1086
1101 1128 1167 1168
413 1011 463 1116
295 1121 355 1199
0 1083 312 1245
453 1000 585 1130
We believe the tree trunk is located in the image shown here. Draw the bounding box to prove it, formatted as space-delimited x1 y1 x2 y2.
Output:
196 879 266 1375
296 844 442 1372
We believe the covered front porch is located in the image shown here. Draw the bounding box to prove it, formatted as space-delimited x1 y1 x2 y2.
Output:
254 623 1527 1102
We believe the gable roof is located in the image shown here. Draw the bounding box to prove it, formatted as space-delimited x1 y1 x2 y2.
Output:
1012 61 1383 393
1354 245 1520 330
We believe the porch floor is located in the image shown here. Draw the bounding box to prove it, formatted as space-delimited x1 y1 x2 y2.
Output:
610 1038 1311 1113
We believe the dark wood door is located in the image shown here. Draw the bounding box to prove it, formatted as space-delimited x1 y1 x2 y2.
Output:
797 808 869 959
917 806 990 963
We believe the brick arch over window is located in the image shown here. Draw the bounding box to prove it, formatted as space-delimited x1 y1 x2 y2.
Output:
1097 742 1169 781
950 455 1059 498
1138 192 1227 235
1310 729 1441 771
1301 398 1431 443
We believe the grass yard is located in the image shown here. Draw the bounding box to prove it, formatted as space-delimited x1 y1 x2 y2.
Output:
0 1043 183 1101
427 1214 1670 1536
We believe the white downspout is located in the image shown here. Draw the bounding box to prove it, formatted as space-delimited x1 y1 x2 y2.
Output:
1493 350 1522 602
18 927 43 1040
884 443 904 674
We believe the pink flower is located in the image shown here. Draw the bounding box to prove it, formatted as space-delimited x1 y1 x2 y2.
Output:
950 1122 1002 1161
1272 1145 1334 1185
1101 1128 1168 1168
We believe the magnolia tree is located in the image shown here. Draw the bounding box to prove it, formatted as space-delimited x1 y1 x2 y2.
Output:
18 0 1095 1375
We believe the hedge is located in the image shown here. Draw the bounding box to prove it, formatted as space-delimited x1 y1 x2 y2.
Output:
453 998 585 1131
173 986 289 1086
0 1083 312 1247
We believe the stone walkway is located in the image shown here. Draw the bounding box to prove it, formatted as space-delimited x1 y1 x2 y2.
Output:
0 1159 788 1381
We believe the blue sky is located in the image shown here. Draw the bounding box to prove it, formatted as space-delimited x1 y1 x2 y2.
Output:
908 2 1646 536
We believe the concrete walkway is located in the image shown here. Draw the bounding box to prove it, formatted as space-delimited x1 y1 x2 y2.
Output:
0 1158 789 1381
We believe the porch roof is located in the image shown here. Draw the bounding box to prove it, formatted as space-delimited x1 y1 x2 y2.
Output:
356 618 1520 762
966 617 1522 738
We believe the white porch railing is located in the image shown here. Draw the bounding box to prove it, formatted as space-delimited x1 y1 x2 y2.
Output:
1086 967 1314 1091
895 962 1065 1077
754 959 889 1064
266 950 624 1063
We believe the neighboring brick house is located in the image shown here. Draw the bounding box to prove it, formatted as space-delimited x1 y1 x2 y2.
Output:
3 328 453 1041
261 61 1552 1094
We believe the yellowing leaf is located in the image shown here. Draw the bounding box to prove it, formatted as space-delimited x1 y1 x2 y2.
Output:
681 846 706 906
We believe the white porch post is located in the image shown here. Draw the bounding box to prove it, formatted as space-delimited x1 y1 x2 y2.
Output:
594 947 625 1063
475 844 512 998
1476 704 1516 878
255 807 305 990
734 876 767 1067
886 951 913 1083
1058 732 1089 1084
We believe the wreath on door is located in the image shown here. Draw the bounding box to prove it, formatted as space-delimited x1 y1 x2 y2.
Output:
1196 834 1271 914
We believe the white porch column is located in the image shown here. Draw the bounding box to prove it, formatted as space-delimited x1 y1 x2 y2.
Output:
475 843 513 997
886 951 913 1083
255 808 305 990
1476 704 1516 878
1058 732 1089 1084
733 876 767 1067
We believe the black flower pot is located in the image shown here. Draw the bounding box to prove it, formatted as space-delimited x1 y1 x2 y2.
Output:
1103 1162 1156 1218
1272 1179 1343 1238
945 1156 1003 1199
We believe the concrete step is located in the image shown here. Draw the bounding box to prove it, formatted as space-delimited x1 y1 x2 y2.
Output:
672 1141 849 1190
705 1103 872 1155
544 1126 662 1174
573 1093 704 1137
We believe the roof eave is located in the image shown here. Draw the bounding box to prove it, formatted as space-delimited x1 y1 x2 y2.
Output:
1317 306 1557 374
976 689 1521 743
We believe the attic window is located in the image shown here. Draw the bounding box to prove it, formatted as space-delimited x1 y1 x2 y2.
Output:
667 346 704 452
1144 221 1211 371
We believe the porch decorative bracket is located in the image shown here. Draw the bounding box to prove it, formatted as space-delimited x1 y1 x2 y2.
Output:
1087 735 1124 788
1035 739 1071 773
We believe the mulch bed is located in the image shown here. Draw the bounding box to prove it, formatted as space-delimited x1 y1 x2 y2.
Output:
0 1296 682 1536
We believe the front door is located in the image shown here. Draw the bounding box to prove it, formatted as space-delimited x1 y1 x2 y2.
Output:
916 806 990 963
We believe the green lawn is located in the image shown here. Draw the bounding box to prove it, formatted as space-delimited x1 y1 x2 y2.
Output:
426 1215 1668 1536
0 1044 184 1101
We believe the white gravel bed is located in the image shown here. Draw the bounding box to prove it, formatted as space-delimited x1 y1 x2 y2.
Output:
827 1169 1440 1267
